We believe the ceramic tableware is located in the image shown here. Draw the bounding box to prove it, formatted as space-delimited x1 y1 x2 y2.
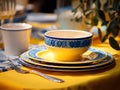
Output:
19 52 114 72
27 46 107 65
0 23 32 56
44 30 93 61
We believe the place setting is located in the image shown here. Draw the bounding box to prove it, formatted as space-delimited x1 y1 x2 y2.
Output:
0 22 115 73
19 30 115 72
0 22 116 83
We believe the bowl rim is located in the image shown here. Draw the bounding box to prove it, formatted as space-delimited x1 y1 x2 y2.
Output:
44 30 93 40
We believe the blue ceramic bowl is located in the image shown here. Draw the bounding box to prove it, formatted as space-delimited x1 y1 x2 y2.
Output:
44 30 93 61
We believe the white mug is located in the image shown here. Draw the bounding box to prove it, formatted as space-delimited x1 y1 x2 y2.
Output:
0 23 32 56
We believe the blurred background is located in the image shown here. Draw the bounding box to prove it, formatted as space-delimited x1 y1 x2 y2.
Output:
15 0 72 22
24 0 71 13
12 0 72 45
1 0 120 50
16 0 71 16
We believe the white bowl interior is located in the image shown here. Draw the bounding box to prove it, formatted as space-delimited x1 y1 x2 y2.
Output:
45 30 92 38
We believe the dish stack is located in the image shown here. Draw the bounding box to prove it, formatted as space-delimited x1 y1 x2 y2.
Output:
19 45 115 72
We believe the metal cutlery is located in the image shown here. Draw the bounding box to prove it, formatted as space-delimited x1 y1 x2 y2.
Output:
8 58 64 83
0 53 64 83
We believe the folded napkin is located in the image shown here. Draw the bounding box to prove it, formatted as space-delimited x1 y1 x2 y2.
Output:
0 50 21 72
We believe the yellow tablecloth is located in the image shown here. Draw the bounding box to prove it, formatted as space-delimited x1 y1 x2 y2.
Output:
0 23 120 90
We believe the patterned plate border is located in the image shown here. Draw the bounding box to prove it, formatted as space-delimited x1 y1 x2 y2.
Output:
27 46 108 65
19 53 115 72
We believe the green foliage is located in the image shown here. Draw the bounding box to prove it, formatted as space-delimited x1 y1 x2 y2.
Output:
109 37 120 50
72 0 120 50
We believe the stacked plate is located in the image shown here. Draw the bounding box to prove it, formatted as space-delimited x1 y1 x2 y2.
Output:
19 45 115 72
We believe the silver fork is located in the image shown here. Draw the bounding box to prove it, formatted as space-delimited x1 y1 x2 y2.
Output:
8 58 64 83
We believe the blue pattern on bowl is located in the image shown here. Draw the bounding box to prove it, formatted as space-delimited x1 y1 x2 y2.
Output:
44 37 92 48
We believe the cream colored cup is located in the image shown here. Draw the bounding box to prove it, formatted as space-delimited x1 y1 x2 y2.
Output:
0 23 32 56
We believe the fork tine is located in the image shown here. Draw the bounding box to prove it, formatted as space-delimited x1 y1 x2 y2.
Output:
8 57 64 83
8 58 29 73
